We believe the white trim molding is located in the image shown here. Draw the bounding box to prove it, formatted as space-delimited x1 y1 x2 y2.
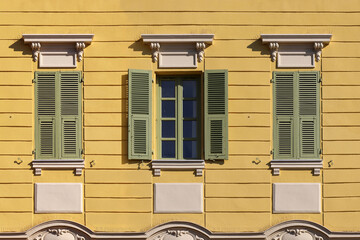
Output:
3 219 360 240
23 34 94 65
270 159 323 176
32 159 85 176
261 34 332 66
151 160 205 176
141 34 214 67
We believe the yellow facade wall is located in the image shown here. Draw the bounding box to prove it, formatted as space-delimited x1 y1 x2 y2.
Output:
0 0 359 233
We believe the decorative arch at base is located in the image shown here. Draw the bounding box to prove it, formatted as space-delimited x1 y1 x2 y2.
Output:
0 220 358 240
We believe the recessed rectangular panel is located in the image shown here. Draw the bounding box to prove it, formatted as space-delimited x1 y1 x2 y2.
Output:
39 44 77 68
277 44 315 68
273 183 321 213
154 183 203 213
159 43 197 68
35 183 83 213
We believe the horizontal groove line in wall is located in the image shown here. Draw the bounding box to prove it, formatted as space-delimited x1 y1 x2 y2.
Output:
85 211 152 213
229 98 270 100
0 126 31 128
2 10 360 13
205 211 270 213
324 210 360 213
205 197 270 199
324 196 360 199
205 182 270 185
3 23 360 27
0 197 32 199
228 126 270 128
0 140 31 142
0 211 32 213
84 98 126 100
85 197 151 199
205 168 270 170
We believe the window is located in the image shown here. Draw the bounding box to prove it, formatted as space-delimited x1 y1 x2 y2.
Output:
273 71 320 160
35 71 82 160
158 75 201 159
128 69 228 175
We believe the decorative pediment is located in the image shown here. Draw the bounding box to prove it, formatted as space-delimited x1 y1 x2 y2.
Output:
261 34 332 67
141 34 214 68
23 34 94 67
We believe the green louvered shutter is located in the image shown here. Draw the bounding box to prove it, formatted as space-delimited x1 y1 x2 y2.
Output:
298 72 320 159
35 72 56 159
60 72 82 159
128 69 152 160
205 70 228 160
274 72 295 159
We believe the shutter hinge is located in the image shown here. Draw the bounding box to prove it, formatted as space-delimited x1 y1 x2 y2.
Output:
270 149 273 155
80 78 84 83
32 149 36 155
319 149 322 154
270 79 274 83
81 149 84 154
318 78 322 83
32 79 36 83
152 78 154 83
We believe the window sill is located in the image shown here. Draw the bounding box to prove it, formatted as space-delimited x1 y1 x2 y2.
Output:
270 159 323 176
32 159 84 176
151 160 205 176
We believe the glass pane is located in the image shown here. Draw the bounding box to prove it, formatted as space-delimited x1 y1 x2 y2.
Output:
162 100 175 117
162 120 175 138
183 100 197 118
162 141 176 158
183 80 197 98
161 81 175 98
183 140 197 159
183 120 197 138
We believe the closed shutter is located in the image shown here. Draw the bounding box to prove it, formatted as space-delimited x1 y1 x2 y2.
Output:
35 72 56 159
204 70 228 160
273 71 320 160
298 71 320 159
60 72 81 159
274 72 295 159
128 69 152 160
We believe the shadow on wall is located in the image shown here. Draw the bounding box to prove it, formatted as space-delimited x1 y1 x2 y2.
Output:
9 39 32 55
128 40 152 56
247 39 269 56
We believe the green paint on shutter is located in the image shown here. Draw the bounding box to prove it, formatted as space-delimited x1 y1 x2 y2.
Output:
60 72 81 159
298 71 320 159
273 72 295 159
128 69 152 160
35 72 56 159
273 71 320 160
205 70 228 160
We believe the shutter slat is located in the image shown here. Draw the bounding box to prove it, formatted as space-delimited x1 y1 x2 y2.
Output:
63 119 78 155
61 72 79 116
39 119 55 157
301 119 315 155
275 72 294 116
128 69 152 160
277 119 293 157
205 70 228 160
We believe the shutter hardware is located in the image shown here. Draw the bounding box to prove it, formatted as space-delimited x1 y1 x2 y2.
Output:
32 149 36 155
270 79 274 83
318 78 322 83
32 79 36 83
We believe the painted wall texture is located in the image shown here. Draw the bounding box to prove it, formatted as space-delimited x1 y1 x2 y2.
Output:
0 0 359 235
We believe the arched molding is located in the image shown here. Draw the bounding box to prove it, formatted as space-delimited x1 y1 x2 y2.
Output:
0 220 359 240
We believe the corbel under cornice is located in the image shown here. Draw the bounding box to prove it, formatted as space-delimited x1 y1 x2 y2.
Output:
141 34 214 63
260 34 332 62
22 34 94 62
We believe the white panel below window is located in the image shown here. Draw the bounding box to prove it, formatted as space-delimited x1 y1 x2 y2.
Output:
35 183 83 213
154 183 203 213
273 183 321 213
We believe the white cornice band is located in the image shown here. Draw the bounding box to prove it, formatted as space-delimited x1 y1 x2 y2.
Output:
260 34 332 62
23 34 94 62
141 34 214 63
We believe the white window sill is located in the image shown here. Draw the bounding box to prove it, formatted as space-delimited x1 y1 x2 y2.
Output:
151 160 205 176
32 159 84 176
270 159 323 176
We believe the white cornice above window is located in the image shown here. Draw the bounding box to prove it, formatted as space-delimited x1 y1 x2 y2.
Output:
261 34 332 67
141 34 214 68
22 34 94 67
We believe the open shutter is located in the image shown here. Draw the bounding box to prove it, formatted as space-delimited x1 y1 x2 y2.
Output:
35 72 56 159
205 70 228 160
128 69 152 160
298 71 320 159
60 72 81 159
274 72 295 159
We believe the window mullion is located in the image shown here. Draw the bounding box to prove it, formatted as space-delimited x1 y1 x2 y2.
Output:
177 78 183 159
